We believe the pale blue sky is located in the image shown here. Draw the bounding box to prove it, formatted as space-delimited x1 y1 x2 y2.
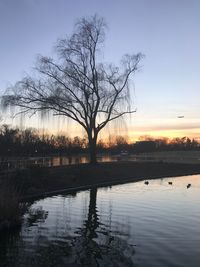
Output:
0 0 200 139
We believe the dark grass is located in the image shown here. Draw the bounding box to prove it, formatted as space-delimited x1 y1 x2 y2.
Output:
1 161 200 226
0 180 28 230
2 161 200 199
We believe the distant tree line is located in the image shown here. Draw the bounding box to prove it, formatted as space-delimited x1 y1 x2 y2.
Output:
0 125 199 157
96 135 200 154
133 136 199 153
0 125 87 157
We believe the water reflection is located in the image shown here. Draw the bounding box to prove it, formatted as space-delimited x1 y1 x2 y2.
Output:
1 175 200 266
2 152 200 171
72 188 134 266
25 207 48 227
0 188 134 266
0 154 127 171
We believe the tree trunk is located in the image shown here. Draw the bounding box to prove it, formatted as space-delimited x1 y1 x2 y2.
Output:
88 135 97 164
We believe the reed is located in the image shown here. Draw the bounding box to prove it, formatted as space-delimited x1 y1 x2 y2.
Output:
0 181 26 229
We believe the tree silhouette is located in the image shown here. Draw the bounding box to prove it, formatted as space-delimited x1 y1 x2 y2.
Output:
2 15 143 164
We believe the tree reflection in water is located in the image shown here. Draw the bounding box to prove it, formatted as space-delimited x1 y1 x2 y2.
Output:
25 206 48 226
28 188 135 266
0 189 135 266
71 188 135 266
0 205 48 267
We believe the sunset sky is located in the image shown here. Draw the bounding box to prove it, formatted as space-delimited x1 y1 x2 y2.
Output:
0 0 200 141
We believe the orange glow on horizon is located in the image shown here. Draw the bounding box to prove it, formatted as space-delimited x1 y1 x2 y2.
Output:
128 129 200 143
5 113 200 144
39 128 200 144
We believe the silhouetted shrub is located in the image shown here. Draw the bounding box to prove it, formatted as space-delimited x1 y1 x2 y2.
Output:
0 181 27 230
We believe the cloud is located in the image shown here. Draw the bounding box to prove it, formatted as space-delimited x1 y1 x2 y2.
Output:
130 120 200 132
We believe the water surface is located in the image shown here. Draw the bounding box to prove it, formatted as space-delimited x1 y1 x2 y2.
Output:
1 174 200 266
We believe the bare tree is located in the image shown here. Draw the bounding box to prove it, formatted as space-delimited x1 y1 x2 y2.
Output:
2 15 143 164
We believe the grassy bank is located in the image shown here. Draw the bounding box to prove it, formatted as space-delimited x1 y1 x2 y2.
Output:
0 181 27 230
1 161 200 228
1 161 200 199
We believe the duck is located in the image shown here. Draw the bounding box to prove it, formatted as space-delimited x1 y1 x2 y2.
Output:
187 184 191 189
168 182 173 185
144 181 149 185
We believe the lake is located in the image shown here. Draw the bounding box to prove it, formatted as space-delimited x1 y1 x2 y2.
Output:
1 174 200 266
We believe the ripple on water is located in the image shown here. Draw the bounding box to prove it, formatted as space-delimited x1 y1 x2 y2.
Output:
1 175 200 266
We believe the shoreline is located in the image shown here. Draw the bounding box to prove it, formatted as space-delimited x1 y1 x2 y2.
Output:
3 161 200 201
21 172 200 201
1 161 200 229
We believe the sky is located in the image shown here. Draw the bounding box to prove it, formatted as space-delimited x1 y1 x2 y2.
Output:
0 0 200 141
